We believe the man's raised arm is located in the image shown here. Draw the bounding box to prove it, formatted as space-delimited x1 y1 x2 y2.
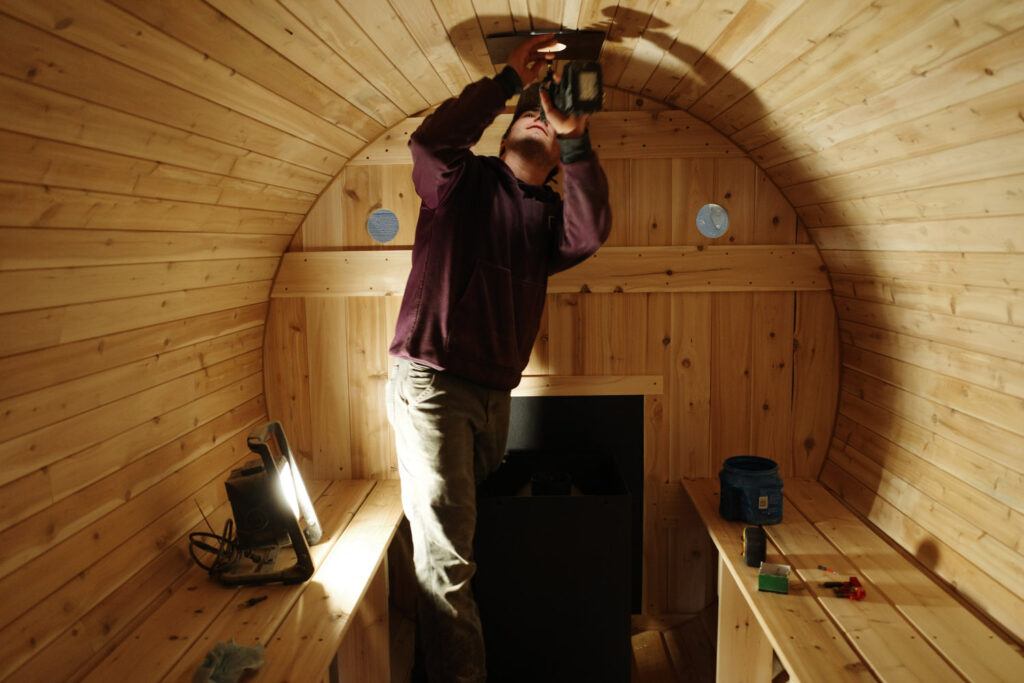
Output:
409 35 556 208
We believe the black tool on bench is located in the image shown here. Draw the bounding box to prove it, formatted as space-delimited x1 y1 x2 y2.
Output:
742 526 767 567
189 421 323 585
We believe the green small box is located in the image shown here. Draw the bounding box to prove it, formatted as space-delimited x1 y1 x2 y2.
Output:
758 562 790 594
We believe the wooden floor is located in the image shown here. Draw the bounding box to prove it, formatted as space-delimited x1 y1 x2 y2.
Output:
630 605 717 683
390 602 721 682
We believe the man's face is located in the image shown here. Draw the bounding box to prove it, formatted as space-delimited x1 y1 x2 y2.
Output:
503 110 560 167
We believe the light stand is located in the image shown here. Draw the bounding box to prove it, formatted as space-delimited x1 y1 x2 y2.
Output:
214 421 323 586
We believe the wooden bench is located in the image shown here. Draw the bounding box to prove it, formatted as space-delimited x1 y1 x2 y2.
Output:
683 478 1024 683
76 478 404 683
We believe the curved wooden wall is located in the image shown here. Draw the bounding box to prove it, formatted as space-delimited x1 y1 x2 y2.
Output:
264 93 838 617
0 1 1020 678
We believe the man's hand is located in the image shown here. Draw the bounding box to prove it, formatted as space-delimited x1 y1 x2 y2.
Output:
506 34 556 87
539 78 589 139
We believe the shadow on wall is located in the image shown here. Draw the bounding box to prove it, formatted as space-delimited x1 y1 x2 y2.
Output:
452 7 762 124
442 8 844 481
434 9 850 620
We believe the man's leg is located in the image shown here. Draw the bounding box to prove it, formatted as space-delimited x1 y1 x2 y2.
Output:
386 359 509 683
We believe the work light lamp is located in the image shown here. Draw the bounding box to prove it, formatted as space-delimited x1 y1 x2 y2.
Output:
190 421 323 586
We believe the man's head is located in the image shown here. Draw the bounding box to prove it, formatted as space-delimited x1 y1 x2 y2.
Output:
500 83 560 182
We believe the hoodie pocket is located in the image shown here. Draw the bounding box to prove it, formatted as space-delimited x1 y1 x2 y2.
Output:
446 260 545 370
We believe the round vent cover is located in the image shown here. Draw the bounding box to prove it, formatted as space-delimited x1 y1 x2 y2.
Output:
696 203 729 238
367 209 399 243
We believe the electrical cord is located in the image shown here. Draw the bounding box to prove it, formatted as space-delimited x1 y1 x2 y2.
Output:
189 518 240 577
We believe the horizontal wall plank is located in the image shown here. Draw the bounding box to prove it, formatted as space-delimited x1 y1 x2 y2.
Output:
512 374 663 396
0 444 251 678
841 366 1023 474
753 24 1024 169
0 326 263 443
838 390 1024 515
348 110 745 165
0 228 292 270
45 368 263 505
0 74 331 195
835 295 1023 363
206 0 406 125
0 281 271 357
633 0 752 103
839 319 1024 398
834 415 1024 555
728 0 1021 149
271 246 830 298
0 13 344 175
1 0 364 156
786 132 1024 207
800 174 1024 227
664 0 806 110
274 250 411 297
768 82 1024 187
5 496 233 683
106 0 385 142
842 343 1024 442
0 258 279 313
688 0 867 121
0 182 300 234
0 303 266 401
0 396 264 580
0 130 316 214
0 352 262 488
807 217 1024 253
823 249 1024 290
336 0 456 103
830 437 1024 607
832 273 1022 327
278 0 430 114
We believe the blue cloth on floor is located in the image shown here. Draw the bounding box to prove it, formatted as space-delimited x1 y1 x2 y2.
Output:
192 639 265 683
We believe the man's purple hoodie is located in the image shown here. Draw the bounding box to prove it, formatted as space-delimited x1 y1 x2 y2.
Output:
388 67 612 390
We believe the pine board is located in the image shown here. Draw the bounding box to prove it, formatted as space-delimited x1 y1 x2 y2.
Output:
0 227 291 270
0 14 342 174
117 480 375 683
0 74 331 193
0 325 262 446
0 303 266 401
271 246 830 298
257 481 403 682
0 449 251 678
684 478 874 682
794 475 1024 679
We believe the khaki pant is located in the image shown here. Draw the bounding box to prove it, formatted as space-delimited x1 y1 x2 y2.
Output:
386 358 511 682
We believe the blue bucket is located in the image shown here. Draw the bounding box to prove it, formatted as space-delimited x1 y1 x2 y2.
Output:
718 455 783 525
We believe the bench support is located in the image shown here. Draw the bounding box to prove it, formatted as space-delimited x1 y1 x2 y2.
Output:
716 555 773 683
335 557 391 683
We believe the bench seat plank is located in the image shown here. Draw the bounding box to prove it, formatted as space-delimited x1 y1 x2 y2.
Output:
159 479 376 683
764 490 961 682
258 479 403 681
784 479 1024 683
76 479 332 683
685 479 874 683
80 479 382 683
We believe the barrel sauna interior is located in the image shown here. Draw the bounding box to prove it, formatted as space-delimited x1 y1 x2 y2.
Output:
0 1 1020 681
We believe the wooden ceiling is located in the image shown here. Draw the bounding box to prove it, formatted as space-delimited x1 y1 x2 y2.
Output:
3 0 1019 235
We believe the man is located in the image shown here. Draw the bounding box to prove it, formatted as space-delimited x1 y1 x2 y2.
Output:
385 34 611 682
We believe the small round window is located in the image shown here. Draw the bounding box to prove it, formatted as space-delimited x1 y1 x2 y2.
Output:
367 209 399 243
696 203 729 238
